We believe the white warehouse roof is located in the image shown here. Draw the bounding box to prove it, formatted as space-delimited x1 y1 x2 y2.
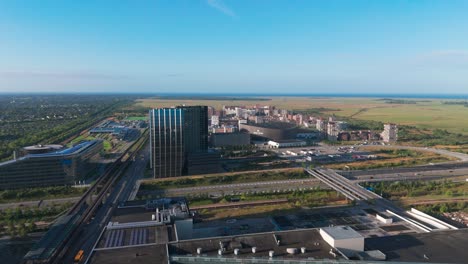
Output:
320 226 363 240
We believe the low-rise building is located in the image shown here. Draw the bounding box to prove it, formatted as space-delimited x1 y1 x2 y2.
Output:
210 132 250 147
210 115 219 126
267 139 306 148
211 125 237 133
0 140 102 189
320 226 364 253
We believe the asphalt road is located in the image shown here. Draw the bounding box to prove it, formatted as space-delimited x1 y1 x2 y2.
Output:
348 167 468 182
146 178 325 197
273 144 468 162
0 196 81 210
341 162 468 178
64 143 150 264
139 163 467 198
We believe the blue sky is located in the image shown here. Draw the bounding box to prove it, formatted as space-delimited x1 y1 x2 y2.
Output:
1 0 468 94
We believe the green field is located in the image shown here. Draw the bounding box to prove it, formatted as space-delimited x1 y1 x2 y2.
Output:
70 135 96 144
362 180 468 202
0 186 87 203
137 97 468 135
328 101 468 135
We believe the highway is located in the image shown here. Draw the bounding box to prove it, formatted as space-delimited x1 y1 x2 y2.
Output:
63 143 150 263
348 166 468 183
141 178 324 197
137 163 467 198
340 162 468 178
304 168 439 232
0 196 84 210
305 168 379 201
39 142 467 262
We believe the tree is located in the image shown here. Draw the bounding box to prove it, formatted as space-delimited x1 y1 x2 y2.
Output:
17 223 28 237
439 204 449 213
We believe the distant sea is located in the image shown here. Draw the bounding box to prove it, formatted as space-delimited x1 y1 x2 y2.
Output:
171 93 468 99
0 92 467 99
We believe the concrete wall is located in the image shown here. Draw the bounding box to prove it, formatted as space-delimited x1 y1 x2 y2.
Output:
408 208 458 230
320 229 364 252
376 214 393 224
175 218 193 240
210 132 250 147
239 123 297 141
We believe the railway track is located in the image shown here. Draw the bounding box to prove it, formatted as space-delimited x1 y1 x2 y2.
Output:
23 130 148 264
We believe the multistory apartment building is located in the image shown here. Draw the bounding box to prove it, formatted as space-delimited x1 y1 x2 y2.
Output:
381 123 398 143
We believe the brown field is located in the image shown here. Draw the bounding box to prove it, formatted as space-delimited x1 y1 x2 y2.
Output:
136 97 378 113
136 96 468 135
198 200 348 221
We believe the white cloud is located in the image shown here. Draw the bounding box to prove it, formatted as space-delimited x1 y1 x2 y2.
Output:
206 0 237 18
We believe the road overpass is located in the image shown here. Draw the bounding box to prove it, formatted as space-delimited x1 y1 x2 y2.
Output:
305 168 379 201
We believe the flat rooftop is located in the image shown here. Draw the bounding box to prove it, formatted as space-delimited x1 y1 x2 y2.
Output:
96 225 176 249
89 223 468 264
23 144 63 151
243 122 297 129
90 229 337 264
321 226 363 240
270 139 306 143
113 197 190 224
366 229 468 263
90 244 168 264
0 140 101 167
170 229 337 261
112 207 155 224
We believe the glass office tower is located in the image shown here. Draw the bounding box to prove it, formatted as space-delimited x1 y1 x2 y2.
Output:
0 140 102 189
149 106 208 178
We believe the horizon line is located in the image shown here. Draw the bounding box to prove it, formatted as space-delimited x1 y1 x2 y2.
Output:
1 92 468 99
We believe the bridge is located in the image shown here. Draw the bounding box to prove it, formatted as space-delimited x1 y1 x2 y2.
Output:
305 168 379 201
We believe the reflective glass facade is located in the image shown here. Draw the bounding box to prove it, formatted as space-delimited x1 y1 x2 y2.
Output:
149 106 208 178
0 140 102 189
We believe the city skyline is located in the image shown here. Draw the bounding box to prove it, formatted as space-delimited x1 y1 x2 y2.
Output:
1 0 468 94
